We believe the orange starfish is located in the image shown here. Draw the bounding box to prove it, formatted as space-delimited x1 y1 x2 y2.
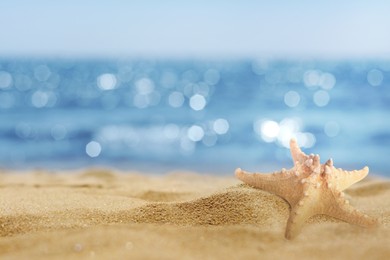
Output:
235 139 379 239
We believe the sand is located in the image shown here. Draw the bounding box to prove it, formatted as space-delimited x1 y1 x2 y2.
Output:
0 168 389 259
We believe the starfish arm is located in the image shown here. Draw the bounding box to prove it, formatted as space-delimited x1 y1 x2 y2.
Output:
285 188 319 239
290 138 309 165
235 168 296 199
333 166 369 191
324 193 379 228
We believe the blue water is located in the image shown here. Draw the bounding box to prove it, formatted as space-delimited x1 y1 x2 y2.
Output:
0 59 389 176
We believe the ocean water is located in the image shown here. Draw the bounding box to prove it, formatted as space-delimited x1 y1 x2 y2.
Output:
0 59 389 176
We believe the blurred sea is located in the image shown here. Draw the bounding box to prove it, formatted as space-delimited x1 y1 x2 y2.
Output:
0 59 389 176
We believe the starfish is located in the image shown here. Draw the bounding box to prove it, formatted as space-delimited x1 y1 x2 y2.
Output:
235 138 379 239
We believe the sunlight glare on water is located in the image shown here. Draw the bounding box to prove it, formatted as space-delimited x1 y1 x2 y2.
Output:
256 120 280 142
0 59 388 175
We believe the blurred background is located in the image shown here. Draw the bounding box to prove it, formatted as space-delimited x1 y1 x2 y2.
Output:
0 1 389 176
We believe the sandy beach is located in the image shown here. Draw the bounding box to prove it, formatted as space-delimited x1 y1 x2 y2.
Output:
0 168 389 259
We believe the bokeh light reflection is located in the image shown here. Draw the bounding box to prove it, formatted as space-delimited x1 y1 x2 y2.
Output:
15 123 33 139
34 65 51 82
304 70 336 90
135 78 154 94
31 91 50 108
163 124 180 140
251 60 268 75
0 71 13 89
193 82 210 97
97 73 117 90
277 118 301 148
295 132 316 149
180 137 195 154
51 124 67 140
284 91 300 108
168 91 185 108
189 94 206 111
303 70 321 88
187 125 204 142
255 120 279 143
117 66 133 83
213 118 229 135
14 74 32 91
202 133 218 147
86 141 102 158
367 69 384 87
319 73 336 90
313 90 330 107
253 117 315 149
203 69 220 85
324 121 340 137
160 70 178 89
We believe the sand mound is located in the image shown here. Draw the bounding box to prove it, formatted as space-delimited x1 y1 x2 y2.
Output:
130 184 288 226
1 184 289 237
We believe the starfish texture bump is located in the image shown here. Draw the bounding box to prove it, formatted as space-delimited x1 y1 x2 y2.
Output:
235 139 379 239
